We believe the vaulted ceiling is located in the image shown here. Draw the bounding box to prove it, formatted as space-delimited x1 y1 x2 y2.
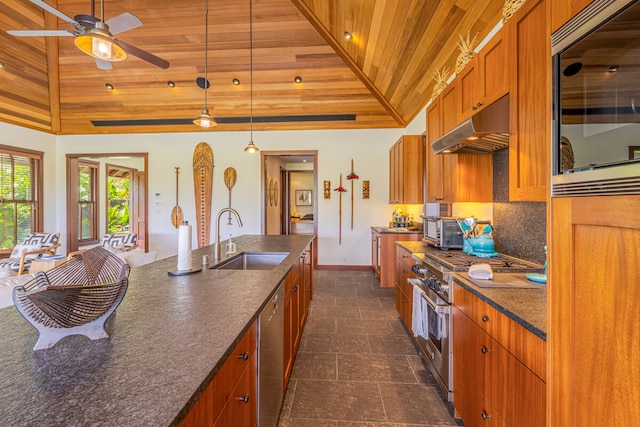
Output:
0 0 504 135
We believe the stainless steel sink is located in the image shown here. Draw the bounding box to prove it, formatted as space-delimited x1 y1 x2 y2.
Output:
211 252 289 270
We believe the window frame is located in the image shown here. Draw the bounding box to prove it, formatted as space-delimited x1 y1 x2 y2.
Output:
0 144 44 255
77 159 99 244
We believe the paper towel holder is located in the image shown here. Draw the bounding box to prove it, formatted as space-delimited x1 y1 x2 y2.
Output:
168 220 203 276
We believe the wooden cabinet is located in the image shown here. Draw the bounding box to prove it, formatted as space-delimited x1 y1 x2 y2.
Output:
452 283 545 427
180 321 258 427
388 135 424 204
284 242 313 386
550 0 593 33
426 88 493 203
506 0 549 201
372 230 420 288
426 149 493 203
459 30 508 121
549 196 640 426
395 245 415 330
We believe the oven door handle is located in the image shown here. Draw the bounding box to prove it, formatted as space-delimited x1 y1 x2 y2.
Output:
422 293 450 315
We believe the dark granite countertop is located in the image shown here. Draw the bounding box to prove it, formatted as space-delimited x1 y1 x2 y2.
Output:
0 234 313 426
371 226 421 234
451 273 546 341
396 241 546 341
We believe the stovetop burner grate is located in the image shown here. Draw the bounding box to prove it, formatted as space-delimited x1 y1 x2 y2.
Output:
426 250 544 273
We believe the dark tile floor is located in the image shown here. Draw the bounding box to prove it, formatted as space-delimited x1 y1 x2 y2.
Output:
277 269 463 427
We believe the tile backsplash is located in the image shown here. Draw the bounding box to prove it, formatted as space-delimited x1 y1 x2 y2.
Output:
491 149 546 265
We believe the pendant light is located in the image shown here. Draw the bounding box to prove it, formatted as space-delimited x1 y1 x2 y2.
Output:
244 0 259 153
194 0 217 128
75 0 126 61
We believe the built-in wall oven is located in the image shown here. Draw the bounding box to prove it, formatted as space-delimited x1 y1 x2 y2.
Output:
408 249 544 401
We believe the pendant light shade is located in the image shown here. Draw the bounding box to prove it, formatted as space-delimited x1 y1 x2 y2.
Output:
244 0 259 152
194 108 215 128
194 0 217 128
244 140 259 153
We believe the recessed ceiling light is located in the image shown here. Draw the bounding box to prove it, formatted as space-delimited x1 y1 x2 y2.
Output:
0 62 5 69
344 31 353 40
105 83 114 90
167 81 176 88
294 76 302 84
608 65 619 73
232 78 240 85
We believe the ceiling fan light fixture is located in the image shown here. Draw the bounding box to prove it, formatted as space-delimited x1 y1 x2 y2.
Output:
193 108 217 128
75 22 127 61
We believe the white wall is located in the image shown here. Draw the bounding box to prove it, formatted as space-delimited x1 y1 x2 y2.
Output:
1 119 424 265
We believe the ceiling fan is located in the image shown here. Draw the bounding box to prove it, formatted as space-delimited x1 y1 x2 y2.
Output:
6 0 169 70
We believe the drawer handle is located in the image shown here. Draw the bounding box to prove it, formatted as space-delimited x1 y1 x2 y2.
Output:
482 315 490 322
481 346 490 354
237 394 250 404
238 351 249 361
481 411 490 420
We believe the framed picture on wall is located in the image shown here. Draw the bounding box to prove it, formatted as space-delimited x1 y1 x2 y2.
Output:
295 189 312 206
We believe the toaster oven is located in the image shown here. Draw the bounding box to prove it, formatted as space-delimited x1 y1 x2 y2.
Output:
421 216 463 249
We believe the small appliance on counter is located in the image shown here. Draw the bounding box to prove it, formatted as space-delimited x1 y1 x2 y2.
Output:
421 215 463 249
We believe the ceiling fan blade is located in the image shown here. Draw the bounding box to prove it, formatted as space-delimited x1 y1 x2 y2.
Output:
30 0 81 29
7 29 76 37
117 39 170 69
95 59 113 70
105 12 143 35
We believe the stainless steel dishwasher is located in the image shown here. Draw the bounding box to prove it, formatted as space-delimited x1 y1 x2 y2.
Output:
258 282 284 427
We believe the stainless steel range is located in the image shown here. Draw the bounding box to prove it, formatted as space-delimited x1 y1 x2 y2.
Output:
408 249 543 401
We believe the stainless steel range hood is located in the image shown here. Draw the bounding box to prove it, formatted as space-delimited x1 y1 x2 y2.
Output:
431 95 509 154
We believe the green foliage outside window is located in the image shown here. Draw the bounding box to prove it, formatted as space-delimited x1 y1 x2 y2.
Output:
0 154 37 250
107 177 130 233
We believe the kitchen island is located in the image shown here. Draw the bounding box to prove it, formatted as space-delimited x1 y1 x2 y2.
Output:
0 234 313 426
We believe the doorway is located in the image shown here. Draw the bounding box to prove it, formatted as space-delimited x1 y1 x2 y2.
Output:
66 153 148 253
261 150 317 267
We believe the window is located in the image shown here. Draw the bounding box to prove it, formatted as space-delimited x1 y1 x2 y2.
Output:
78 161 98 242
0 145 43 251
106 165 133 233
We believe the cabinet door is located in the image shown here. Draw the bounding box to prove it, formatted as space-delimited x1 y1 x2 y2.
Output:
389 142 398 203
453 154 492 202
441 82 461 135
491 339 545 427
459 56 479 121
550 196 640 426
214 362 256 427
507 0 549 201
478 31 507 109
426 98 444 202
400 135 425 204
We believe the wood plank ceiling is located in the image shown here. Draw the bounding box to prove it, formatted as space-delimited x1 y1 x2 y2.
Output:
0 0 504 135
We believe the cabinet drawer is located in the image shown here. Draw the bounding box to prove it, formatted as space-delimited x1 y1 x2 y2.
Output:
456 369 505 427
452 283 545 381
213 322 257 421
214 359 256 427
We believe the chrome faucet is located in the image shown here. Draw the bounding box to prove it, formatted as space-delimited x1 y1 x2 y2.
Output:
214 207 243 260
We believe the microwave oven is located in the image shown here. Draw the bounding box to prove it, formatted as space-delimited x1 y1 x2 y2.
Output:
552 0 640 197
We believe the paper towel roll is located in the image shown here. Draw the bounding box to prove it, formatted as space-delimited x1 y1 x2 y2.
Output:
177 223 192 271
